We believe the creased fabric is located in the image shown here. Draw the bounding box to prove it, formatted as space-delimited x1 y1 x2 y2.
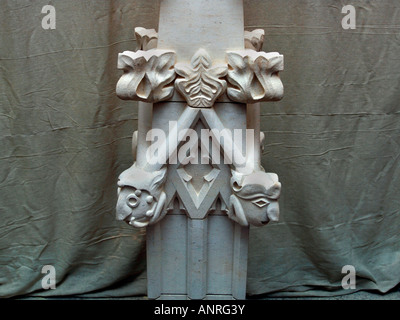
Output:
0 0 399 298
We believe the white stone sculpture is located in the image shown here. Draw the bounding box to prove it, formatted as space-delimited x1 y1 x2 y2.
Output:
115 0 284 300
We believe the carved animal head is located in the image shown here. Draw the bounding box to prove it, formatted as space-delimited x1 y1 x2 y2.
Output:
116 164 167 228
229 170 281 227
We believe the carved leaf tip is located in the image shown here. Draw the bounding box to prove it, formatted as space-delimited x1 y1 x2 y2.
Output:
244 29 265 52
175 49 228 108
134 27 158 51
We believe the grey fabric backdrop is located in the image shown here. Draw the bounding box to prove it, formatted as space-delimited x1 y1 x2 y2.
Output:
0 0 399 298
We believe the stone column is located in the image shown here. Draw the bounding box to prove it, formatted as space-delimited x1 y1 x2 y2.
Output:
115 0 284 300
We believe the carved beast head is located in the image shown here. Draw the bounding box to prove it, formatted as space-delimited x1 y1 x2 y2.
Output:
116 164 167 228
229 170 281 227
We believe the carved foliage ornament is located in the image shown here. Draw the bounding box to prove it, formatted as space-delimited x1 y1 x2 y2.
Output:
175 49 228 108
116 28 283 106
116 49 176 103
226 50 284 104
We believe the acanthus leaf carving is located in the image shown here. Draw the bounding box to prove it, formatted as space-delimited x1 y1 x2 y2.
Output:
116 49 176 103
175 49 228 108
226 50 284 104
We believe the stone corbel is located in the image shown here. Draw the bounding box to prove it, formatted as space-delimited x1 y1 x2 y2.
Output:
116 49 176 103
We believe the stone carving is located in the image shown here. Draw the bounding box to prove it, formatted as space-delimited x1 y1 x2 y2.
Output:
135 27 158 50
244 29 265 52
228 170 281 227
226 50 284 103
115 0 285 300
116 164 167 228
115 29 284 228
175 49 228 108
116 49 176 103
224 29 283 227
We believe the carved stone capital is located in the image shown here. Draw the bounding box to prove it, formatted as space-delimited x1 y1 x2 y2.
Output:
175 49 228 108
116 49 176 103
228 170 281 227
226 50 284 104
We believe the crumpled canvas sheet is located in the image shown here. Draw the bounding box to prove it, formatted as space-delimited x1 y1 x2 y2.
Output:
0 0 399 298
